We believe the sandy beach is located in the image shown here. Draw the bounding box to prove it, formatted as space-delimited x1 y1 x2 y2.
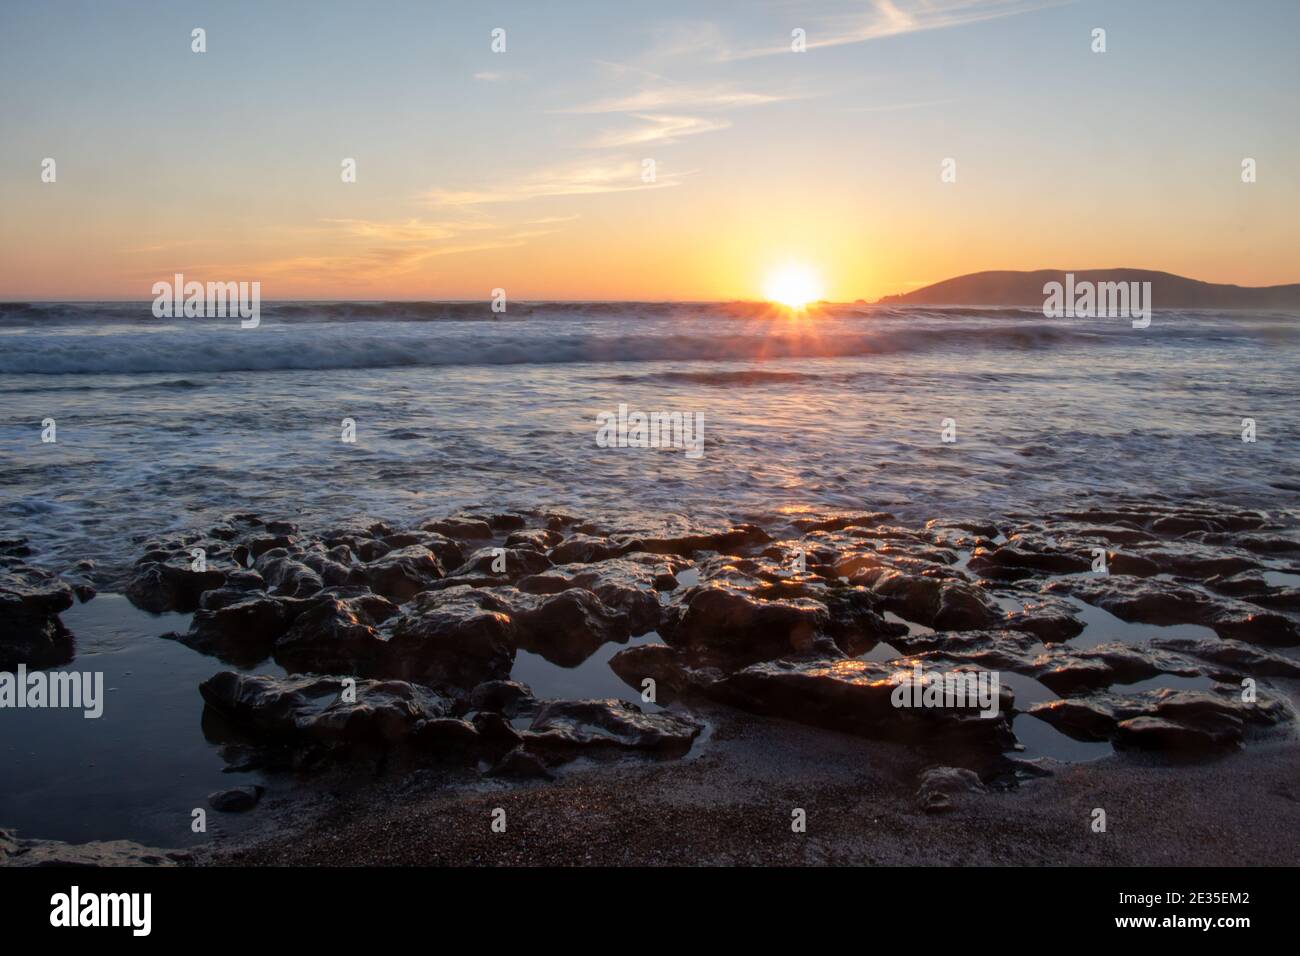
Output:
202 703 1300 867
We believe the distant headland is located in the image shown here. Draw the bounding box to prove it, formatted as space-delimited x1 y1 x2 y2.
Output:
876 270 1300 310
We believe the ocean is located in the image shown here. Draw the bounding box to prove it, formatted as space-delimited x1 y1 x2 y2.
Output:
2 301 1298 847
3 301 1298 585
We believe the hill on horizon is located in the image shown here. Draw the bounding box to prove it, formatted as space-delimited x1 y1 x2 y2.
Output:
876 269 1300 310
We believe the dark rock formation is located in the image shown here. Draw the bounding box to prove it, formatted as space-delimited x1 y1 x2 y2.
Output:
0 829 186 866
522 698 702 757
208 785 265 812
0 564 75 669
916 766 986 813
1028 686 1291 751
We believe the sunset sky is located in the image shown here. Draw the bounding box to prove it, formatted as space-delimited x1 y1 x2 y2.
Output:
2 0 1298 301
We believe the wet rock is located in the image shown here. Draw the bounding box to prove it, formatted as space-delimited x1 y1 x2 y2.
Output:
296 550 353 588
221 568 268 592
1114 715 1240 751
381 587 516 688
171 591 297 666
1049 522 1158 546
998 593 1084 642
255 555 325 598
1203 572 1275 599
608 643 718 704
549 533 627 565
347 545 445 602
511 588 632 666
412 534 466 572
471 711 524 752
712 658 1015 751
125 557 226 613
199 671 459 756
1027 686 1291 751
208 785 265 813
1047 575 1215 625
619 523 772 558
247 534 296 559
868 570 1001 631
522 698 702 756
1151 514 1222 535
469 679 535 717
968 541 1092 578
543 511 582 532
517 554 674 634
1150 636 1300 678
1104 552 1161 577
816 585 909 655
448 546 551 583
273 591 399 674
420 517 492 540
792 512 894 534
353 538 392 562
0 565 75 669
659 582 832 665
0 829 186 866
1029 642 1202 695
1131 544 1261 579
0 538 34 559
1214 532 1300 555
505 528 562 552
886 627 1042 665
480 512 529 532
1211 607 1300 647
916 766 986 813
925 517 1000 539
1043 575 1299 645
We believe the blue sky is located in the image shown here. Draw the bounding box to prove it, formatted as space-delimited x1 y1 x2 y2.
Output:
2 0 1297 299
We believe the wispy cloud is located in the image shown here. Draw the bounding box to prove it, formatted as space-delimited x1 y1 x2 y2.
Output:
585 114 732 149
250 224 568 283
560 83 793 114
422 160 685 206
321 219 495 242
724 0 1063 60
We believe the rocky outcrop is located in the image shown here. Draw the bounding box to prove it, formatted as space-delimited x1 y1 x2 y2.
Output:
1028 686 1291 751
126 556 226 613
108 501 1297 775
0 829 187 866
0 564 76 669
659 582 834 665
346 545 445 601
916 766 986 813
522 698 702 756
199 671 462 755
380 588 517 688
1047 576 1300 646
611 646 1014 752
511 588 633 666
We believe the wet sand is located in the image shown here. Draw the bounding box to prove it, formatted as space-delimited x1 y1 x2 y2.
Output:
203 703 1300 867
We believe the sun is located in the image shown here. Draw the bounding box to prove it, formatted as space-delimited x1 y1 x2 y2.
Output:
762 264 823 309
